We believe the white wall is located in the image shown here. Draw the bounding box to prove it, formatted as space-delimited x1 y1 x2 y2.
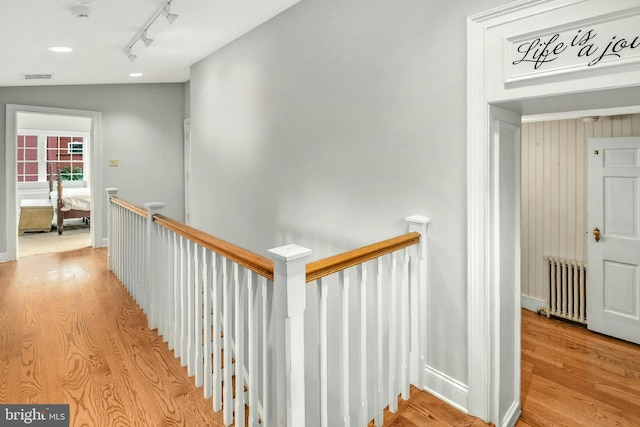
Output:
189 0 513 416
1 83 186 252
521 114 640 304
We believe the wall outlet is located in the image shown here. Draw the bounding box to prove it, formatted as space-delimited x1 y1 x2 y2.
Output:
109 158 120 167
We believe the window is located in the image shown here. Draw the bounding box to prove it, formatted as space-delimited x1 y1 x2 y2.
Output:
17 134 86 183
47 136 84 181
17 135 39 182
68 142 84 154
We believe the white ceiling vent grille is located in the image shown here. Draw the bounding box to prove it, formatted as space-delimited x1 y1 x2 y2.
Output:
22 73 54 80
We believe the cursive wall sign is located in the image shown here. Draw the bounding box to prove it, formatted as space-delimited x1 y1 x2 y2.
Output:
507 12 640 82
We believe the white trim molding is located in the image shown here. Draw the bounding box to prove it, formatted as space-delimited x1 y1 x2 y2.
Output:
423 365 469 414
521 295 547 312
5 104 103 262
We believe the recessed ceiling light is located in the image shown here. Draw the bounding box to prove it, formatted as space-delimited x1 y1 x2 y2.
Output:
129 73 143 77
48 46 73 53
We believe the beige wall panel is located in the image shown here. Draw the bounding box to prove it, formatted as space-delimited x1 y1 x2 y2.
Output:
521 113 640 302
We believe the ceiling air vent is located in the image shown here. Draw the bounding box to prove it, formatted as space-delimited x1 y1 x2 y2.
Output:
22 73 54 80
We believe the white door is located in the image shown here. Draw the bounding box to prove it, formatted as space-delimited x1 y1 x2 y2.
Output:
588 137 640 345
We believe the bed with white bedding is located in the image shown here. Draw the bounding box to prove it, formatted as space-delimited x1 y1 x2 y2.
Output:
49 182 91 235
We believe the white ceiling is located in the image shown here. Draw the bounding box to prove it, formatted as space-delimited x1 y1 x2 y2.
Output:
0 0 299 87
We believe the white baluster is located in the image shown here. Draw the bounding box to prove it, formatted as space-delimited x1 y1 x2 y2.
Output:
167 230 180 357
261 275 271 426
339 270 350 427
204 248 213 399
222 257 233 426
125 210 131 296
160 229 171 345
375 257 383 426
268 244 311 427
234 264 246 427
212 253 222 411
173 232 182 358
187 240 195 377
180 236 188 367
401 247 410 400
126 209 131 292
358 263 368 426
248 271 259 427
317 277 328 427
389 252 399 412
195 244 204 386
165 229 175 350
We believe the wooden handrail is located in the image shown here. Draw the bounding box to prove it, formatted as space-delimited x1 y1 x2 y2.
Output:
108 194 419 284
153 214 275 281
110 196 148 218
305 231 421 283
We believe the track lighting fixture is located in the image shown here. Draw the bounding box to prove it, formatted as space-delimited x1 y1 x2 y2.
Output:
123 0 178 60
124 48 137 61
139 31 154 48
162 6 178 24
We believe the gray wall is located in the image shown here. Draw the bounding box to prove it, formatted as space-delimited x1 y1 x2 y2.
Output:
1 83 186 251
189 0 513 411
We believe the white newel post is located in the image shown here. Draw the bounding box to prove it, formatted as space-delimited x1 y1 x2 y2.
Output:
405 215 430 388
105 188 119 270
268 244 312 427
145 202 165 330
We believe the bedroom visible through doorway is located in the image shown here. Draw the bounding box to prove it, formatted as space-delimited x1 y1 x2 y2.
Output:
15 112 92 257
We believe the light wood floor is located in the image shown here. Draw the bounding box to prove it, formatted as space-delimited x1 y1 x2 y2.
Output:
518 309 640 427
0 247 224 426
1 248 639 426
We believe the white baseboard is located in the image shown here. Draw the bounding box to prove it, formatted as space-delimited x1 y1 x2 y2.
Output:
521 294 546 312
0 252 9 263
423 365 469 414
501 401 522 427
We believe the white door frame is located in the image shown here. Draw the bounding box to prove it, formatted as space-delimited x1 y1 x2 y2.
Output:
467 0 640 425
5 104 103 261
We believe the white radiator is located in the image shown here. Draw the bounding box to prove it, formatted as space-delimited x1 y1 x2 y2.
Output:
545 257 587 324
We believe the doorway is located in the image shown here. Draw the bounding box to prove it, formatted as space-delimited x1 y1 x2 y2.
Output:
467 1 640 426
519 111 640 314
5 104 104 262
15 112 92 257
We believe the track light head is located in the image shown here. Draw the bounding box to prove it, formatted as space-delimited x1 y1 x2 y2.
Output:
124 48 137 61
162 7 178 24
140 31 154 47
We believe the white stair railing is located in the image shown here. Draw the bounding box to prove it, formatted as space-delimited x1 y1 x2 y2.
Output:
304 215 429 427
106 188 429 427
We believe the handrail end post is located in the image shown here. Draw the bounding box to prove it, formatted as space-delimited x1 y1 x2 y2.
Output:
105 188 119 269
405 215 430 228
268 243 312 427
144 202 165 329
405 215 429 388
105 187 119 197
405 215 429 257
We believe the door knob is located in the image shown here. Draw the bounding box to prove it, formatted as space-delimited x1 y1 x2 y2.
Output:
593 227 601 242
